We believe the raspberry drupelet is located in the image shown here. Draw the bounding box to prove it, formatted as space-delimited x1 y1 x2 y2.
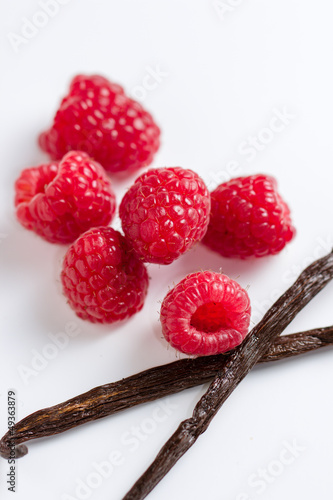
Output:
160 271 251 356
61 227 149 323
119 167 211 265
14 151 116 244
39 74 160 174
203 174 295 258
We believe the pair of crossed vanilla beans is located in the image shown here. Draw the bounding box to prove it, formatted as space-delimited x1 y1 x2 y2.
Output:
1 250 333 499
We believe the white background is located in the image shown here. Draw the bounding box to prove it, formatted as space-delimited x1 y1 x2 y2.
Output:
1 1 333 499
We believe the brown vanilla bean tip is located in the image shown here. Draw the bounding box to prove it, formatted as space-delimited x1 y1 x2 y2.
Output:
0 441 28 459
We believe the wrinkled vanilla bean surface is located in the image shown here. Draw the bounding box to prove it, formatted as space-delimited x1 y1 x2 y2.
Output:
123 250 333 500
1 326 333 460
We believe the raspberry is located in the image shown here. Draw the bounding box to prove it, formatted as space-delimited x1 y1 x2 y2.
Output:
160 271 251 356
119 167 211 265
61 227 149 323
39 74 160 174
14 151 116 244
203 174 295 258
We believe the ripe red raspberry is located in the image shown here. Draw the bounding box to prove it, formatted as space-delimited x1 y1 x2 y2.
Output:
61 227 149 323
14 151 116 244
203 174 295 258
39 74 160 174
160 271 251 356
119 167 211 265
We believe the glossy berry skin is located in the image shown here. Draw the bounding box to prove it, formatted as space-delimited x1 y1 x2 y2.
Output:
203 174 295 259
39 74 160 174
161 271 251 356
14 151 116 244
119 167 211 265
61 227 149 323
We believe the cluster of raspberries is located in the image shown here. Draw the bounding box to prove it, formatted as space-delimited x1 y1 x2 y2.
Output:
14 74 296 356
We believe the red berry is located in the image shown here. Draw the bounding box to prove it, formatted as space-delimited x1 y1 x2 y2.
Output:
160 271 251 356
14 151 116 244
39 74 160 174
203 174 295 258
119 167 211 265
61 227 149 323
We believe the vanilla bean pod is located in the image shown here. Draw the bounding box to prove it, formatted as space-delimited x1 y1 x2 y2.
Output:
123 250 333 500
1 326 333 460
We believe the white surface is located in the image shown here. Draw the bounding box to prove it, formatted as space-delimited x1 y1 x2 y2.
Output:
1 1 333 499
